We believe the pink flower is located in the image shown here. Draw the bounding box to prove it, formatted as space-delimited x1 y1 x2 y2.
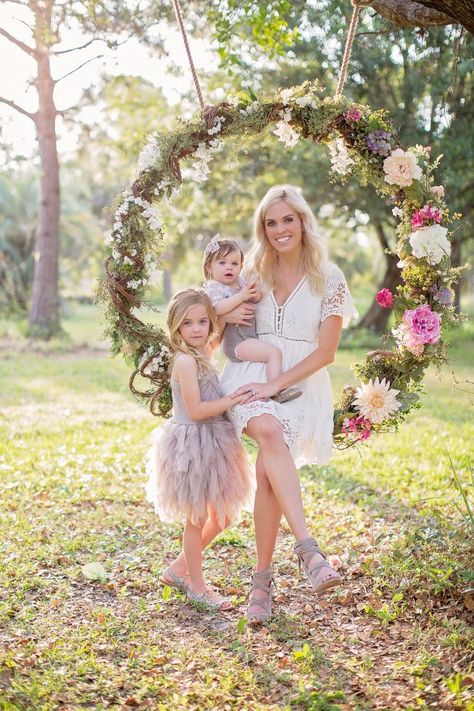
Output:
411 211 425 228
376 288 394 308
342 415 373 439
411 205 443 229
345 108 362 122
394 304 442 355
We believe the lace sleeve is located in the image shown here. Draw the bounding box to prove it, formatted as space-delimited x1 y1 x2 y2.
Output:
321 264 359 328
202 280 229 307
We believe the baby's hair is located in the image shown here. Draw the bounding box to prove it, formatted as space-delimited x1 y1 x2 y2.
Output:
202 239 244 281
167 288 217 372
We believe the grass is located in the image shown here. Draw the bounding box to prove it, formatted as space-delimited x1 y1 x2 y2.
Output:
0 304 473 710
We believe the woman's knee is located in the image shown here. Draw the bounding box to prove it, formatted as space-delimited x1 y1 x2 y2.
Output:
248 414 284 446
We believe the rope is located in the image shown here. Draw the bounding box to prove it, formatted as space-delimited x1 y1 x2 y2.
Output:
335 1 372 98
171 0 205 112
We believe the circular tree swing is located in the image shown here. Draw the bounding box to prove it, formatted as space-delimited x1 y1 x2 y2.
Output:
97 0 463 447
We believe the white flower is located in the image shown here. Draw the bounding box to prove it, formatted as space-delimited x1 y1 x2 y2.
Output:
207 115 226 136
123 256 134 266
383 148 422 187
409 224 451 265
353 378 401 424
281 88 295 103
431 185 445 199
138 136 160 171
111 249 121 261
392 207 403 218
273 109 299 147
328 137 354 175
294 95 317 109
227 96 239 108
239 102 259 117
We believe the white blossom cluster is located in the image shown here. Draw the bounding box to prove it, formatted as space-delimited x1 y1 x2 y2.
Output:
138 135 161 171
208 115 226 136
273 108 300 148
328 137 355 175
187 139 223 183
239 101 259 117
139 344 171 376
280 88 317 110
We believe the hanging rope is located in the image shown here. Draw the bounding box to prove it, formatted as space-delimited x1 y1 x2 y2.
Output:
171 0 205 112
335 0 372 98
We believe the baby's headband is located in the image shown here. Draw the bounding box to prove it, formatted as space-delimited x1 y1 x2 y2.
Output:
204 234 221 257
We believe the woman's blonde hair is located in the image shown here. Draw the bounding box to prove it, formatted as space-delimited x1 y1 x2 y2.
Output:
202 239 244 281
167 288 217 372
247 185 327 294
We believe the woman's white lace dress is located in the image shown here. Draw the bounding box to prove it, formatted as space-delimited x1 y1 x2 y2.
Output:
220 263 358 467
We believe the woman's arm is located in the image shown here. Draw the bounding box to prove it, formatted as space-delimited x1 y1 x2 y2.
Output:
231 315 343 402
175 354 246 420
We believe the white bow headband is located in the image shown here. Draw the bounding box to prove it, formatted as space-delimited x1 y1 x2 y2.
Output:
204 234 221 257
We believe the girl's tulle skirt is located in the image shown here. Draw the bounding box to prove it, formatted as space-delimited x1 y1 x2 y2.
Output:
146 418 254 528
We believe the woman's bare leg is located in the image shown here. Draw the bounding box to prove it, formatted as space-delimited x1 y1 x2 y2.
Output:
253 452 281 571
247 452 282 617
246 415 310 541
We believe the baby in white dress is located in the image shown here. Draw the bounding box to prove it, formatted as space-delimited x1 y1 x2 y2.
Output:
202 237 301 404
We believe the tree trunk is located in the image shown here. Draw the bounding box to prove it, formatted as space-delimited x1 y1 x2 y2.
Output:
28 1 61 338
162 269 172 301
357 219 404 333
357 253 403 332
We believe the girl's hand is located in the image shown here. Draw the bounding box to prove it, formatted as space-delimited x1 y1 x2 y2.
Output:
225 302 256 325
230 381 280 403
240 282 259 302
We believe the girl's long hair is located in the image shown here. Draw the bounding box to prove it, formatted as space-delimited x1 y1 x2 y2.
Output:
246 185 328 294
167 288 217 373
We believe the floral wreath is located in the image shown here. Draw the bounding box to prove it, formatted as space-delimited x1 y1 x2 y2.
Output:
97 81 463 446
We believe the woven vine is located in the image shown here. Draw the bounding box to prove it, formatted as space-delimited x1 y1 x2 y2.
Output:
97 82 462 445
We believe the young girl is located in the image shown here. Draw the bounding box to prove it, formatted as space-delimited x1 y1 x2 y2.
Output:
202 237 301 404
146 288 253 611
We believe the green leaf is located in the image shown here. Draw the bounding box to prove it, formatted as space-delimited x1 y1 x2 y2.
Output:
162 585 171 602
81 562 108 582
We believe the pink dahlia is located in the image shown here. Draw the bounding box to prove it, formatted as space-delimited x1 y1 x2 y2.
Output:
410 211 425 228
376 288 394 308
345 108 363 122
394 304 442 355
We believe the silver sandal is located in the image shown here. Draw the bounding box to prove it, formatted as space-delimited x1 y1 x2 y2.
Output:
247 567 275 624
187 588 231 611
294 537 341 596
159 568 190 594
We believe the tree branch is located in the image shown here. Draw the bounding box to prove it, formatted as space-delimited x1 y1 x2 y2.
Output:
53 38 97 55
0 96 36 121
0 27 36 57
369 0 455 29
54 54 103 84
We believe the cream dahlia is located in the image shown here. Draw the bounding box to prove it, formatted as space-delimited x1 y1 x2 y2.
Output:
383 148 422 187
353 378 401 424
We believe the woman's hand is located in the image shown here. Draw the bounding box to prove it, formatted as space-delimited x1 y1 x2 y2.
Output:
224 302 256 326
230 380 280 403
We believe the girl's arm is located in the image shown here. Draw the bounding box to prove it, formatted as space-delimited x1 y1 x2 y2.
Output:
174 354 246 421
213 283 259 315
231 315 343 402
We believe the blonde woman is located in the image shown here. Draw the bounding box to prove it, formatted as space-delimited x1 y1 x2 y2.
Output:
220 185 358 623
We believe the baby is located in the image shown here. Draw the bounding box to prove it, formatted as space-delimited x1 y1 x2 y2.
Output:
202 237 301 404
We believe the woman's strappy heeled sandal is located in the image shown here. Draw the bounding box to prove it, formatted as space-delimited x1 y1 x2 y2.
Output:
247 567 275 624
294 537 341 595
